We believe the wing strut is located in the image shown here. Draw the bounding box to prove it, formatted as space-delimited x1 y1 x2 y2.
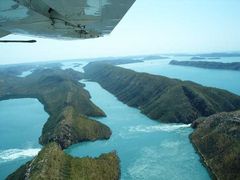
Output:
0 40 36 43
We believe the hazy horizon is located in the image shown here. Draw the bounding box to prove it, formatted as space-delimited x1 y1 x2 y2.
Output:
1 0 240 65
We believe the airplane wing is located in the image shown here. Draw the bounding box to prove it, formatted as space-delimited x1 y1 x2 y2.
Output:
0 0 135 40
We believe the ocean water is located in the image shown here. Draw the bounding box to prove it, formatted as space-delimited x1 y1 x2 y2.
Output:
120 57 240 95
0 98 48 179
66 81 210 180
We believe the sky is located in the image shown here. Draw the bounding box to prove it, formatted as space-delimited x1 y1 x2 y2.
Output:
1 0 240 64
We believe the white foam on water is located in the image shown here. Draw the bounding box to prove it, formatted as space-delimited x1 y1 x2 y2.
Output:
128 124 191 133
127 147 169 180
0 148 40 163
127 144 186 180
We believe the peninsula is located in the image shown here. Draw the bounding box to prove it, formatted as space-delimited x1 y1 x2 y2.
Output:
84 63 240 124
0 67 111 149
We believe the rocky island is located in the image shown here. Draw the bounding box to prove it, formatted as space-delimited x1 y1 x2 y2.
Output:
170 60 240 71
84 63 240 124
191 110 240 180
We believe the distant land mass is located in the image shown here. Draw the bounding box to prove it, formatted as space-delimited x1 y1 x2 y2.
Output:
191 110 240 180
137 55 169 60
0 62 62 76
207 57 221 60
191 57 206 60
96 59 143 65
7 143 120 180
84 63 240 124
170 60 240 71
195 52 240 58
92 55 169 65
170 52 240 58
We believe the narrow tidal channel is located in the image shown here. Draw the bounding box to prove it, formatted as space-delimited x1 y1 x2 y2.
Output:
66 81 210 180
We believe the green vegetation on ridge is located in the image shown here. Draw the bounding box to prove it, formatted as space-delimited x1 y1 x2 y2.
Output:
84 63 240 123
0 64 120 179
0 67 111 149
7 143 120 180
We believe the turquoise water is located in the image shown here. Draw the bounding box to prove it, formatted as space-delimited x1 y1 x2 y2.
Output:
0 98 48 179
120 57 240 95
65 57 240 179
66 81 210 180
1 57 239 179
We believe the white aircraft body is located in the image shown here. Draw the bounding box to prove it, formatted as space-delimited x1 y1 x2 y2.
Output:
0 0 135 40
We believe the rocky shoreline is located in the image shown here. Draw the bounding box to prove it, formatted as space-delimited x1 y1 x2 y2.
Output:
190 111 240 180
189 134 218 180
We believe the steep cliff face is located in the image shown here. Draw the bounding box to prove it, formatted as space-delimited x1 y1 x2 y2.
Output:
7 143 120 180
0 68 111 149
84 63 240 123
190 111 240 180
